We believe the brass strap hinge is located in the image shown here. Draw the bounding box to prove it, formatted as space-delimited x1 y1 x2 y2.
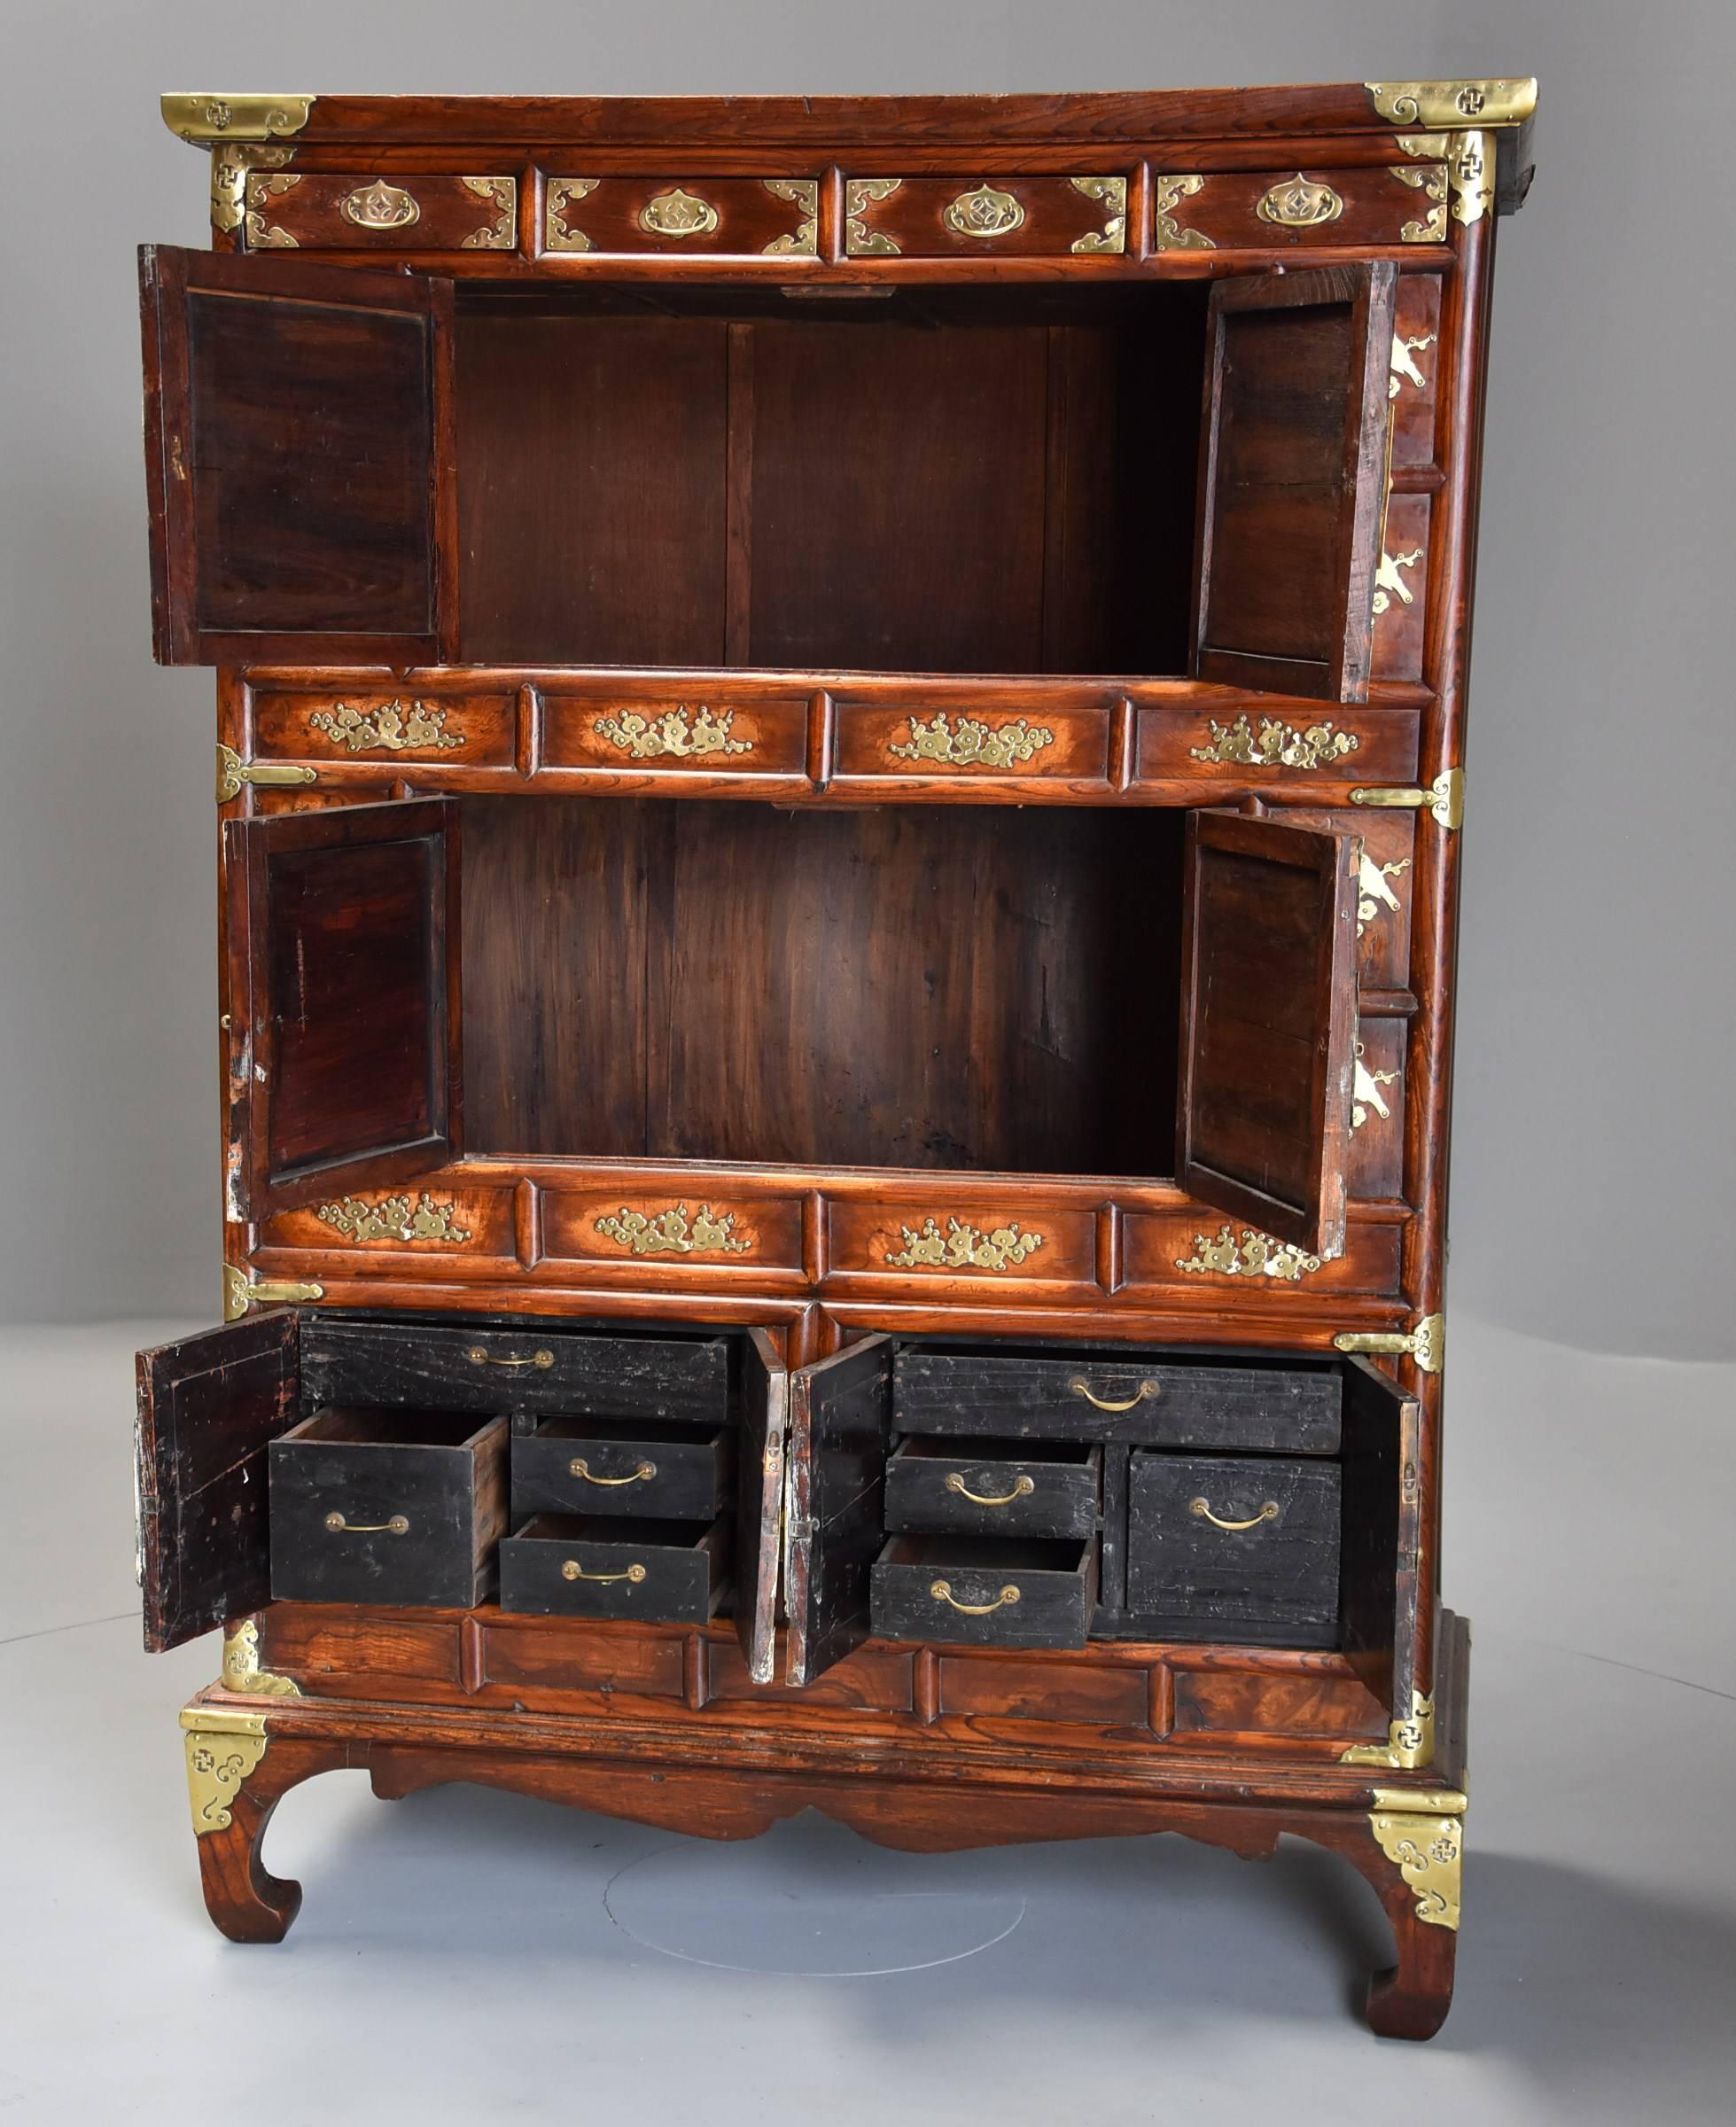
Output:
217 744 317 802
223 1264 323 1321
1334 1312 1444 1375
1350 767 1462 830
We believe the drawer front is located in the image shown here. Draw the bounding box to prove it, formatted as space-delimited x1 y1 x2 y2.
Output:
511 1422 733 1521
244 172 517 253
300 1318 732 1422
893 1348 1343 1453
498 1515 728 1621
250 688 516 768
830 697 1113 790
1126 1453 1341 1633
845 175 1128 258
884 1439 1099 1539
871 1536 1095 1648
269 1422 506 1609
1151 165 1448 251
541 694 810 780
543 175 820 257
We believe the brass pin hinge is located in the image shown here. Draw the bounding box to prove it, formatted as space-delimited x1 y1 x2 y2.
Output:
1350 767 1463 830
1334 1312 1444 1375
217 744 317 802
224 1264 323 1321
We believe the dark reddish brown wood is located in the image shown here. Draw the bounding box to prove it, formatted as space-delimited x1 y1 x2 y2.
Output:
240 171 519 254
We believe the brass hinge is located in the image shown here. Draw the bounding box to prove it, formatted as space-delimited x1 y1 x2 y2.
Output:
223 1264 323 1321
1334 1312 1445 1375
217 744 317 802
1350 767 1463 830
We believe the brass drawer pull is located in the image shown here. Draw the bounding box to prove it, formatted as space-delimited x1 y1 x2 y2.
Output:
468 1345 553 1369
341 178 421 230
1070 1376 1158 1413
945 1471 1034 1508
561 1558 646 1585
323 1512 409 1535
1189 1496 1279 1532
570 1456 657 1486
930 1578 1021 1615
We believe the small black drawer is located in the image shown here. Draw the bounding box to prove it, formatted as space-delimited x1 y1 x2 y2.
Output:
870 1534 1096 1649
893 1343 1341 1453
511 1416 735 1522
300 1316 732 1423
884 1437 1099 1539
1125 1452 1341 1635
270 1406 509 1608
498 1514 730 1622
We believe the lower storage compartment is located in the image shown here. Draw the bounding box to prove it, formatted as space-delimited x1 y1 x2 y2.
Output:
511 1416 736 1521
870 1533 1096 1649
884 1436 1100 1538
1125 1452 1342 1636
269 1406 509 1609
498 1513 731 1621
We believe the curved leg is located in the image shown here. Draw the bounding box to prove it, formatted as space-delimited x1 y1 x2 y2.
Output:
182 1713 346 1944
1297 1804 1462 2039
195 1783 302 1943
1364 1886 1459 2041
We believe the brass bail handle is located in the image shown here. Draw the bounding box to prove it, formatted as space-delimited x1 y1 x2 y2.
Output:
1190 1496 1280 1532
930 1578 1021 1616
469 1345 554 1370
324 1512 409 1535
1070 1376 1159 1413
570 1456 657 1485
945 1471 1034 1508
562 1559 647 1585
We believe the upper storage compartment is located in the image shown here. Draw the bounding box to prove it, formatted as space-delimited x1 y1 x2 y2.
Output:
141 249 1396 697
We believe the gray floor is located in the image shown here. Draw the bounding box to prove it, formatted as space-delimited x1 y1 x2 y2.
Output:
3 1319 1732 2123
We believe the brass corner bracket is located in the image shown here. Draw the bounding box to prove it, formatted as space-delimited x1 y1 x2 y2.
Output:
223 1265 324 1321
181 1702 269 1834
161 95 315 144
1342 1688 1436 1770
221 1617 301 1699
217 744 317 802
1369 1785 1466 1930
1351 767 1463 830
1334 1312 1445 1377
1365 80 1536 129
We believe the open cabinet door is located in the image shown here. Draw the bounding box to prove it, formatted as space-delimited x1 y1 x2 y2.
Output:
783 1336 894 1687
139 245 454 666
1176 808 1360 1259
736 1329 790 1684
136 1313 300 1651
1191 262 1397 703
226 799 462 1218
1338 1358 1425 1726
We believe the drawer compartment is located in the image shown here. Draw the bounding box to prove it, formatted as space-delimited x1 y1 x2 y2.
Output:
884 1437 1099 1539
243 171 518 253
269 1406 508 1608
300 1316 732 1422
499 1514 730 1622
1126 1453 1341 1635
870 1535 1095 1649
894 1344 1341 1453
844 174 1128 258
511 1416 735 1521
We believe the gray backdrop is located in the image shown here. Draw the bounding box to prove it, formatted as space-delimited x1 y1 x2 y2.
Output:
2 0 1727 1357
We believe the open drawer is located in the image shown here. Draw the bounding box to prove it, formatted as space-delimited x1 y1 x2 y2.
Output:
871 1533 1096 1649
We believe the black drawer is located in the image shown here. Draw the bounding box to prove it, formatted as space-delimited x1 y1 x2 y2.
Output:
511 1416 735 1522
269 1406 509 1608
499 1514 730 1622
884 1436 1099 1539
300 1316 731 1423
870 1534 1096 1649
893 1343 1341 1453
1125 1452 1341 1635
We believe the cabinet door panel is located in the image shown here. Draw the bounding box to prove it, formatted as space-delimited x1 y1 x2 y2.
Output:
1191 263 1396 702
735 1328 789 1684
1339 1357 1424 1721
784 1335 894 1687
136 1313 300 1652
226 799 461 1216
1176 808 1359 1258
140 245 453 666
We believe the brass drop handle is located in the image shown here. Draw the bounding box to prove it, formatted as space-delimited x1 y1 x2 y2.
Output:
561 1558 646 1584
570 1456 657 1485
945 1471 1034 1508
1070 1377 1158 1413
469 1345 553 1369
1190 1497 1280 1532
930 1578 1021 1616
324 1512 409 1535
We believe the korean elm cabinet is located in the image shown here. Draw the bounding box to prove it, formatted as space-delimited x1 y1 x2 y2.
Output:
134 80 1537 2040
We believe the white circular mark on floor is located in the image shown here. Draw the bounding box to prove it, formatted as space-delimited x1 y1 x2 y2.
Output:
603 1819 1027 1976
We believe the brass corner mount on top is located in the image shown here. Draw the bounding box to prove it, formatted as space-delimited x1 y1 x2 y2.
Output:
1364 80 1537 129
161 95 316 144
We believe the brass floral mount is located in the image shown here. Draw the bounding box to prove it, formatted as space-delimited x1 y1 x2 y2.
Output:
886 1218 1045 1272
594 1204 751 1256
221 1617 300 1698
594 706 751 760
1352 1048 1399 1129
1373 546 1425 615
1369 1786 1465 1929
889 712 1055 770
1390 331 1437 397
1357 852 1411 936
309 699 465 752
1189 713 1358 770
315 1193 473 1244
1175 1225 1322 1282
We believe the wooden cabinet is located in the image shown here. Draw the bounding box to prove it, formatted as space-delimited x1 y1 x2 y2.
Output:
138 76 1538 2038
